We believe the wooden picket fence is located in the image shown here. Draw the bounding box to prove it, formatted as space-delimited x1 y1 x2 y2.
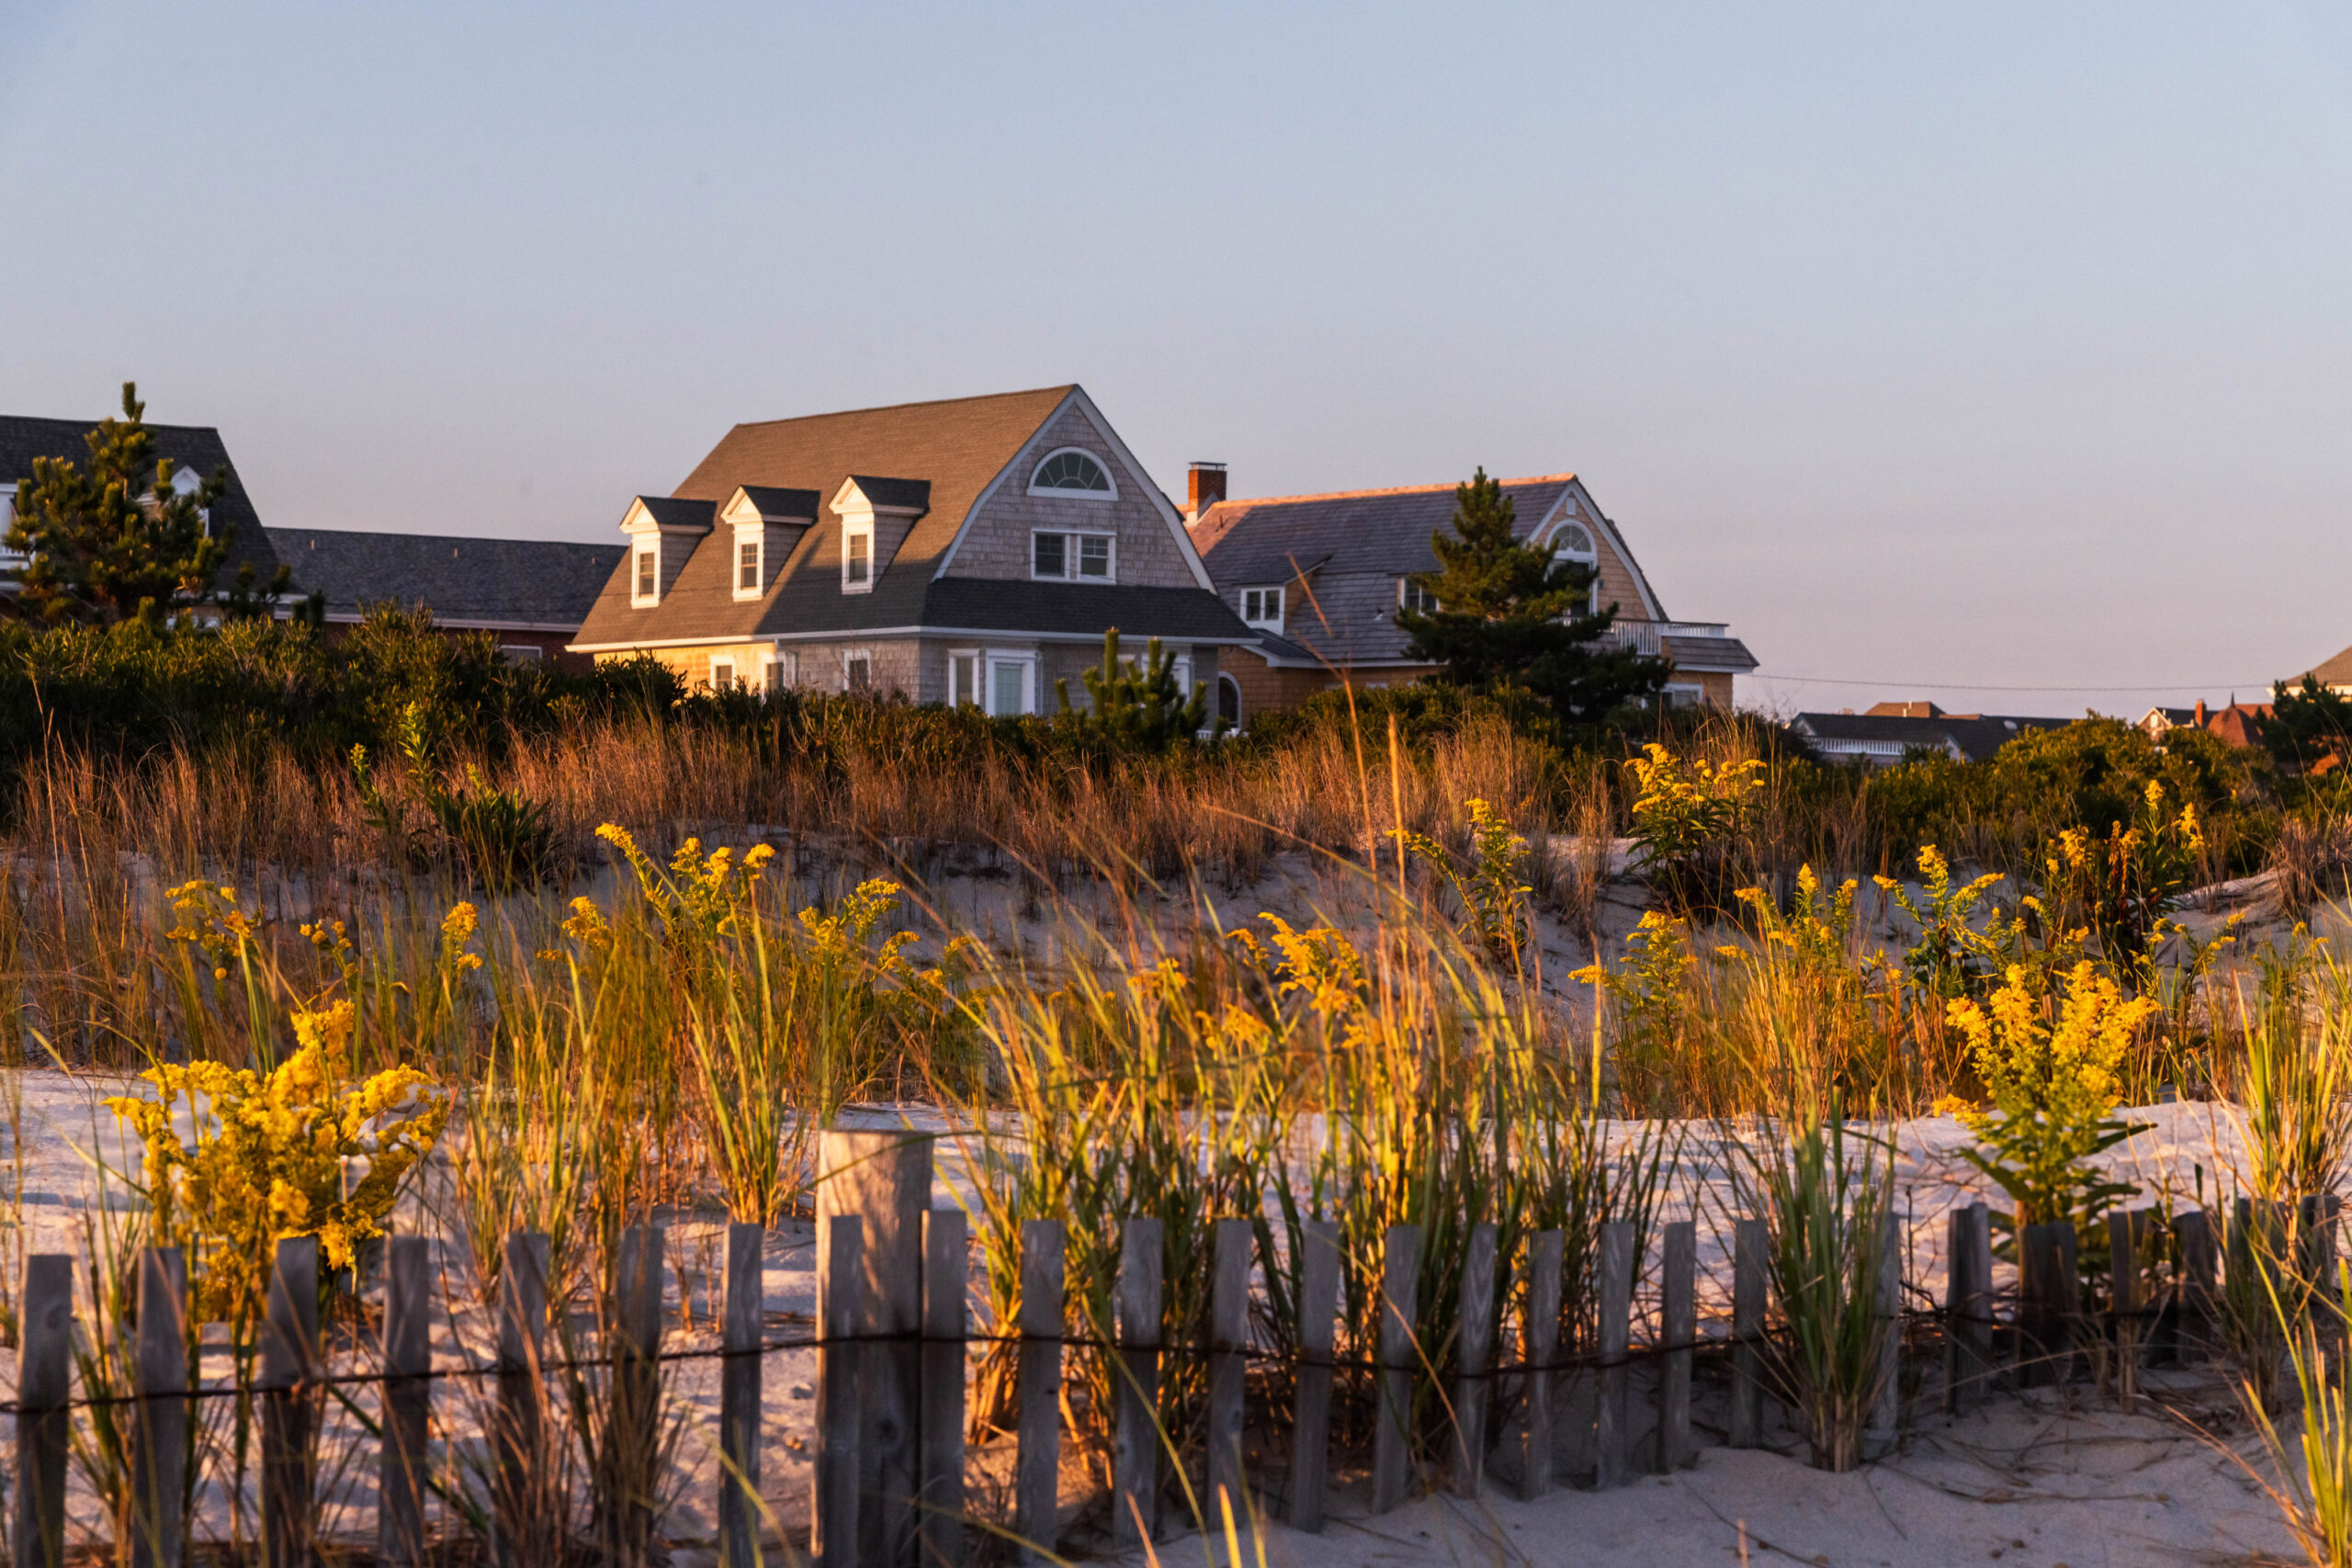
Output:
5 1135 2335 1568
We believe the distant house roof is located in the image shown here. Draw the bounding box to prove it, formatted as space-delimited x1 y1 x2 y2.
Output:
572 385 1245 651
266 528 627 631
2305 644 2352 688
0 412 280 586
1793 710 2064 764
1190 474 1599 593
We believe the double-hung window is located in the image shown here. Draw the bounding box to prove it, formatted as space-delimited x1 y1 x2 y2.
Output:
842 523 873 592
709 658 737 693
1032 530 1114 581
1240 586 1284 630
738 538 761 592
1398 578 1438 615
634 546 659 604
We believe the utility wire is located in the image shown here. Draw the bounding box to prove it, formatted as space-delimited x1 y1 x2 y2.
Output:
1747 674 2280 694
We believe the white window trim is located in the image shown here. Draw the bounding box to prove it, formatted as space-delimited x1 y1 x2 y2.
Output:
1029 528 1117 583
498 643 544 664
631 542 661 607
842 519 875 594
946 647 983 706
842 647 876 693
1548 521 1602 613
762 649 796 692
1397 577 1439 615
708 657 738 693
732 532 764 602
1025 446 1118 502
1240 585 1285 631
983 649 1040 716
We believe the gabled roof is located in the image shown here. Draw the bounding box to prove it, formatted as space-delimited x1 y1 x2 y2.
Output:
629 496 717 531
729 486 821 522
2305 644 2352 687
266 528 627 630
1190 475 1588 586
575 385 1082 648
0 412 280 585
1794 711 2064 763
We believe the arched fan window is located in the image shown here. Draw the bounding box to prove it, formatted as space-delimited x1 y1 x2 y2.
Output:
1550 523 1602 614
1028 448 1116 499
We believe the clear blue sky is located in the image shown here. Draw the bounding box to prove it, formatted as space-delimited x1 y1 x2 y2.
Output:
4 2 2347 718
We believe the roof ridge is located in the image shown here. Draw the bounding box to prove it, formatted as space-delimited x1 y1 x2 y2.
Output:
263 525 623 550
728 384 1078 432
1206 472 1580 510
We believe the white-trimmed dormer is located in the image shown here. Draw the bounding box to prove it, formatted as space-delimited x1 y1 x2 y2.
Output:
829 475 929 596
618 495 716 608
720 485 820 603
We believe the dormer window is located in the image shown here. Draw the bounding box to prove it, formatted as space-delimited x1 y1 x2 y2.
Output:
1027 447 1116 500
1241 586 1284 630
634 544 660 605
1398 578 1438 615
843 521 873 592
737 537 761 593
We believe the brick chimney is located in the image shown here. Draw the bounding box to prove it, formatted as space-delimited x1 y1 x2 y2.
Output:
2195 699 2208 727
1186 461 1227 520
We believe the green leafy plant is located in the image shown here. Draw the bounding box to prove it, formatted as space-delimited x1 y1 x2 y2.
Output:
1872 844 2006 1002
1391 796 1532 963
1625 741 1765 917
1944 962 2156 1260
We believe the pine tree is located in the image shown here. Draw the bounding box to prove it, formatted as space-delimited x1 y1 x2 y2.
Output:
1054 628 1215 750
2256 676 2352 774
1396 468 1668 725
6 383 232 624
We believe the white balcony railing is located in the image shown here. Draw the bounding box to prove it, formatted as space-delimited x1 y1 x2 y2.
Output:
1600 620 1734 657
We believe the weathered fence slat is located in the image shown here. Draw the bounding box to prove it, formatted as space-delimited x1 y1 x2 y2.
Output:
1520 1229 1563 1501
718 1222 764 1568
1866 1210 1900 1455
1729 1218 1767 1449
1289 1219 1340 1532
1208 1219 1254 1536
494 1232 552 1568
1015 1219 1066 1568
129 1246 188 1568
262 1235 320 1568
2019 1222 2077 1387
1657 1221 1694 1472
816 1216 864 1568
920 1207 968 1568
1111 1217 1161 1549
1453 1222 1498 1497
380 1235 432 1567
1946 1202 1992 1415
2302 1194 2342 1333
2109 1210 2143 1414
13 1254 72 1568
1596 1220 1635 1489
1372 1223 1422 1515
606 1226 667 1568
2174 1208 2218 1363
820 1131 932 1568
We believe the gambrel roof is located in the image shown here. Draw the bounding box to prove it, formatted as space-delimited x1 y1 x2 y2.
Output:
0 413 281 585
573 385 1245 650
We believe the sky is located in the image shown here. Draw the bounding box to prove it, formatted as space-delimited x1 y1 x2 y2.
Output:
3 1 2347 719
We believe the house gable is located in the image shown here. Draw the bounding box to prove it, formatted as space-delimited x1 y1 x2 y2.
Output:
932 389 1215 592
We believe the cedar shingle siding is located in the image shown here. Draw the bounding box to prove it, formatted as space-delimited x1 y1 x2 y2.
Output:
571 387 1249 708
1189 471 1756 722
